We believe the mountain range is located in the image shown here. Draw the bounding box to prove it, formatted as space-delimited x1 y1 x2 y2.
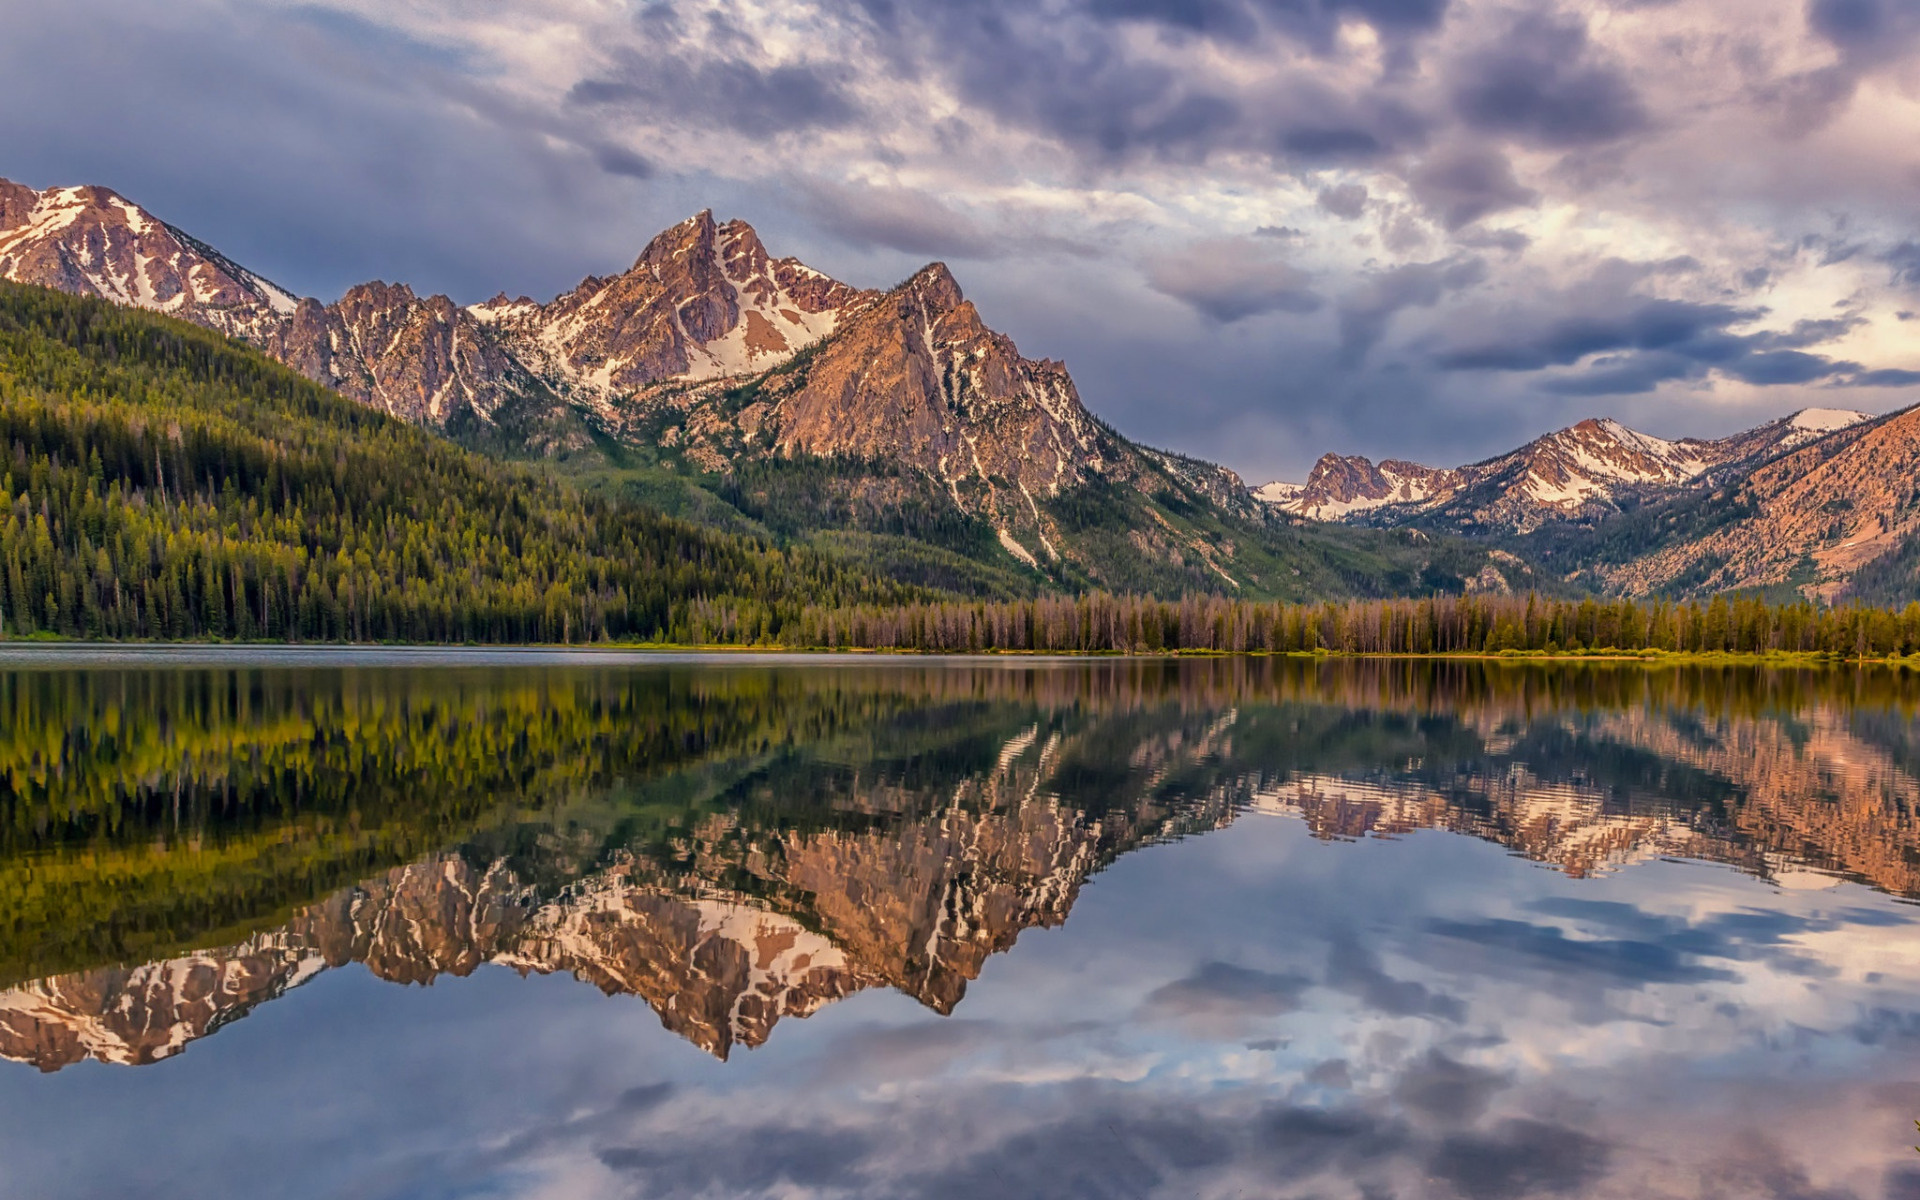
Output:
1259 404 1920 601
4 175 1917 603
0 178 1522 602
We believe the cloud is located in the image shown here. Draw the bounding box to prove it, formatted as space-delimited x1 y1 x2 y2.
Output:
597 1125 876 1192
1325 938 1467 1020
1418 262 1884 395
569 52 860 139
1339 255 1488 360
1317 182 1370 219
1427 1118 1612 1199
1409 145 1540 229
1448 12 1650 147
1145 239 1324 321
1142 961 1312 1017
791 179 1006 259
1393 1050 1510 1125
1425 917 1741 987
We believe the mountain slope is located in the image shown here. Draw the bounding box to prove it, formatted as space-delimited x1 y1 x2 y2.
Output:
1562 403 1920 600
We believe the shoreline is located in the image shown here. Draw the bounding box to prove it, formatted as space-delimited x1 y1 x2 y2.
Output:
0 640 1912 668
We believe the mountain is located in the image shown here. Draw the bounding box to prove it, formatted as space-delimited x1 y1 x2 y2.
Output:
0 177 1526 601
1259 410 1873 534
0 181 297 339
1551 403 1920 600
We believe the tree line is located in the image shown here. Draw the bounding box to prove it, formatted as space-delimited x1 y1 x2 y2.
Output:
725 590 1920 658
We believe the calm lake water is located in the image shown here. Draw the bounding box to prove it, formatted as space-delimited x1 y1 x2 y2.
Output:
3 650 1920 1199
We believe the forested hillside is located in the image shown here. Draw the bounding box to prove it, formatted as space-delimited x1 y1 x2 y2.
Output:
0 283 915 643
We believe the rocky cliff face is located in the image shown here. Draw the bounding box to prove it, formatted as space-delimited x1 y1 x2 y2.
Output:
1259 410 1873 535
265 283 554 426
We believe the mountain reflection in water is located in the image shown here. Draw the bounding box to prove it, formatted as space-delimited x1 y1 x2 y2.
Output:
3 655 1920 1200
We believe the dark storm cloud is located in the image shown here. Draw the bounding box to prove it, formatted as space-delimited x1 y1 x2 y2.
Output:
1145 240 1325 321
569 49 860 138
866 0 1435 168
598 1125 877 1192
790 179 1006 259
908 1108 1238 1199
1884 241 1920 288
1082 0 1450 47
590 144 656 180
1425 918 1740 986
1418 256 1882 397
1433 279 1884 396
1325 938 1468 1020
1339 255 1488 360
1851 367 1920 386
1317 182 1371 218
1433 295 1756 368
1393 1050 1509 1124
1808 0 1920 53
1428 1118 1611 1199
1535 350 1701 395
1408 144 1540 229
1449 12 1650 147
1725 349 1850 385
1143 961 1313 1015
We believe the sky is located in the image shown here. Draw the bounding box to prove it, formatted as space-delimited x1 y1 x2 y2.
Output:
5 0 1920 481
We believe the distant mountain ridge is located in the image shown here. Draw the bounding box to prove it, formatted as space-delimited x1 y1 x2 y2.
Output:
1257 404 1920 601
1258 409 1874 533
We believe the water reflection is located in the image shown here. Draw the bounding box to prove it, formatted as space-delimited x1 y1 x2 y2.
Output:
2 655 1920 1199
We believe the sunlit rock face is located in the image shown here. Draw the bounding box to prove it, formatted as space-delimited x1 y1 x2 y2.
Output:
1601 405 1920 599
471 211 873 396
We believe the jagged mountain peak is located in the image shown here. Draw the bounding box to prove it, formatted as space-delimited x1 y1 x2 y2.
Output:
0 177 299 336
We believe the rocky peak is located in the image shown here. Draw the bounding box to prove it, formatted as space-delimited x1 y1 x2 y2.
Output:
1260 453 1459 520
0 177 298 339
900 261 966 312
0 178 39 227
476 211 879 396
263 277 544 427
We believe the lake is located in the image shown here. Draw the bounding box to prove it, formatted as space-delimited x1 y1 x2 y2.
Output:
1 650 1918 1199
